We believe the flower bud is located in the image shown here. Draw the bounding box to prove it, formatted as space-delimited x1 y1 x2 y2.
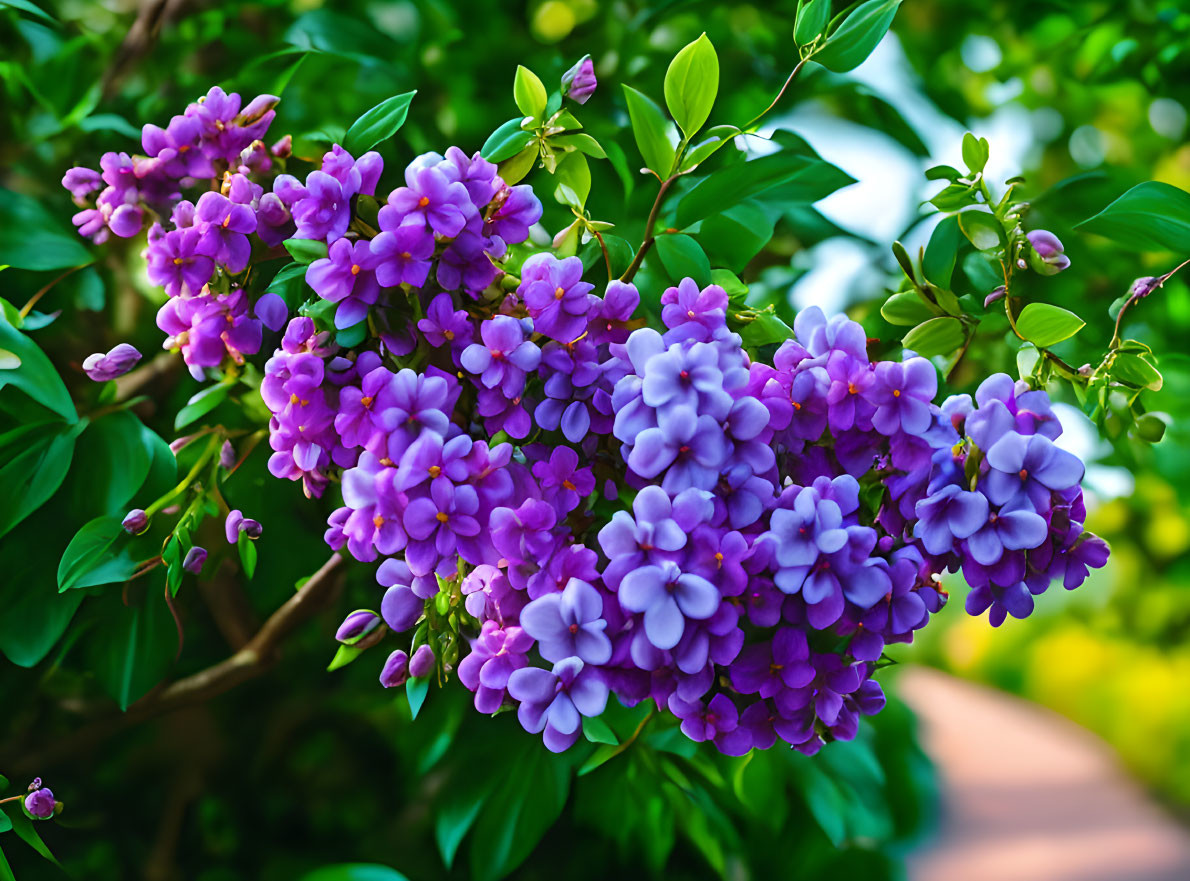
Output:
236 94 280 125
1025 230 1070 276
182 546 207 575
225 509 262 542
561 55 597 104
82 343 142 381
984 285 1006 307
27 778 41 792
336 610 381 645
219 440 236 469
409 644 436 678
240 517 263 539
379 650 409 688
1129 276 1160 299
271 134 293 158
24 787 55 819
122 509 149 535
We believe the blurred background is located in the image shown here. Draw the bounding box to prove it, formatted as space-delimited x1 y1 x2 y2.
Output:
1 1 1189 879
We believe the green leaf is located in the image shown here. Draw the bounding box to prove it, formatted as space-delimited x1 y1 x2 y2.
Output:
284 239 329 264
468 748 570 881
0 842 12 881
698 200 774 272
336 320 368 349
551 133 606 160
0 188 90 271
481 118 535 163
961 132 990 174
327 643 365 672
1112 353 1163 391
654 234 711 286
814 0 903 73
0 308 76 422
69 411 153 514
513 66 548 120
922 215 960 288
237 530 258 579
1015 303 1085 347
622 85 677 177
341 91 416 156
664 33 719 139
794 0 831 44
88 585 177 711
553 151 591 210
436 787 489 871
929 182 977 212
903 317 965 356
58 514 145 592
1077 181 1190 252
0 421 81 538
497 143 539 186
958 209 1004 251
299 865 409 881
736 307 795 347
925 164 962 181
1134 412 1167 442
881 292 935 326
677 153 854 228
175 381 231 430
266 262 311 308
583 715 619 745
3 806 59 865
406 676 429 720
680 125 741 171
1 0 57 25
163 535 184 596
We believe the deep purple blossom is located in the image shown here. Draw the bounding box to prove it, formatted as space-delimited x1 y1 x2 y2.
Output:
519 253 595 342
508 657 609 752
82 343 141 381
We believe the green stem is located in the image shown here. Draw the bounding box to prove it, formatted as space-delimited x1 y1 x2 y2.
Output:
145 435 220 517
620 176 675 284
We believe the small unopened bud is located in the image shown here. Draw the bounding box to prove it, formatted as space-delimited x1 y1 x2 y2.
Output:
27 778 41 792
240 518 263 539
382 585 424 633
169 435 195 455
182 546 207 575
984 285 1006 307
876 535 895 553
1129 276 1160 299
122 509 149 535
236 94 280 125
1025 229 1070 275
336 610 381 645
379 650 409 688
271 134 293 158
225 510 263 543
219 440 236 469
561 55 598 105
409 644 436 678
24 787 55 819
82 343 141 381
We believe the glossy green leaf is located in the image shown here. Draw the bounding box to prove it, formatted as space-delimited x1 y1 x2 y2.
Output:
284 239 328 264
655 233 711 286
622 85 676 176
58 514 144 592
1112 353 1163 391
513 66 547 120
680 125 741 171
736 307 795 347
677 153 854 228
69 411 153 514
436 785 490 870
497 143 539 186
814 0 903 73
3 806 59 864
925 164 962 181
583 715 619 745
175 381 231 430
664 33 719 139
922 215 960 288
0 421 81 538
903 316 965 356
341 90 415 155
1 0 57 25
551 133 606 159
1134 412 1167 442
406 675 429 719
1077 181 1190 252
88 584 177 711
299 866 409 881
929 182 977 212
881 292 935 326
698 200 773 272
961 132 990 174
237 529 258 579
0 188 90 271
481 118 535 163
794 0 831 44
958 209 1004 251
553 151 591 209
336 320 368 349
1015 303 1085 347
0 309 76 422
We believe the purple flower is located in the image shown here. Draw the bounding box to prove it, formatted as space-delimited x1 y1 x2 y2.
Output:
531 446 595 515
383 162 475 237
402 480 481 577
627 404 727 492
913 484 990 555
182 546 207 574
418 293 473 350
225 509 262 542
660 278 727 342
965 498 1049 566
730 628 815 698
459 621 534 713
194 191 256 273
520 578 612 664
380 650 409 688
1025 230 1070 275
371 223 435 288
518 253 595 342
146 226 215 297
508 657 609 752
984 432 1084 508
619 560 719 650
83 343 141 381
561 56 598 104
460 315 541 396
306 238 383 329
485 185 542 244
24 787 55 819
867 358 937 435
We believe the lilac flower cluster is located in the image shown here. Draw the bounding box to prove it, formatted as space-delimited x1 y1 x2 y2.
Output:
68 85 1108 759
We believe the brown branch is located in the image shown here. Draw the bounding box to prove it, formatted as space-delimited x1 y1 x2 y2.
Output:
620 177 675 284
9 554 347 773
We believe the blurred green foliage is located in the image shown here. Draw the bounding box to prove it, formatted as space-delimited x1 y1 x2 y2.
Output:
1 0 1189 878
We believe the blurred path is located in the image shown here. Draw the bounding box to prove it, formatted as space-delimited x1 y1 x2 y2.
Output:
900 666 1190 881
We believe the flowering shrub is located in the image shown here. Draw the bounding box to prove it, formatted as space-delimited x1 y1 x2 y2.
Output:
57 23 1108 763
